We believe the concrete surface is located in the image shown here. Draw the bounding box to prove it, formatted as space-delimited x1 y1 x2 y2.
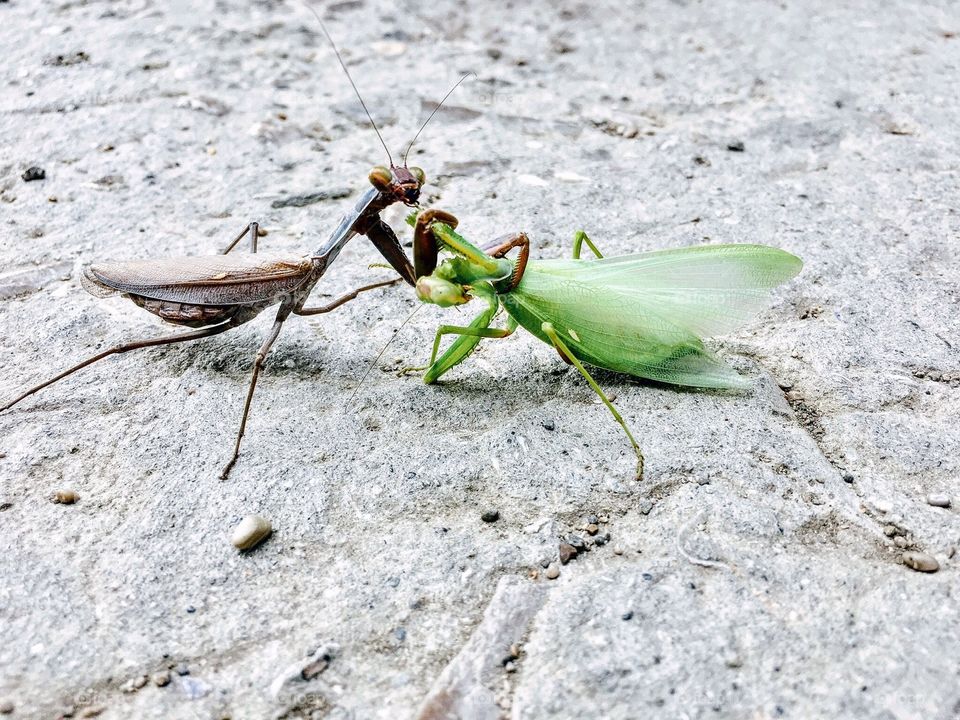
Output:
1 0 958 718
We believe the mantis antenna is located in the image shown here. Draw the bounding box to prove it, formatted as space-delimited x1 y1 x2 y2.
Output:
302 1 394 166
401 72 476 166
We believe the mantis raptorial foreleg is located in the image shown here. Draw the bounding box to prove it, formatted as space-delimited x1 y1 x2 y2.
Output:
482 232 530 291
572 230 604 260
540 321 644 480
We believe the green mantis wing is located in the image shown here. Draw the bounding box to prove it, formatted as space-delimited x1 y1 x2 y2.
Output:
500 244 802 389
529 244 802 337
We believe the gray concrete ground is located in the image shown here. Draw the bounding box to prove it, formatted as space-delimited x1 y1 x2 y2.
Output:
1 0 958 718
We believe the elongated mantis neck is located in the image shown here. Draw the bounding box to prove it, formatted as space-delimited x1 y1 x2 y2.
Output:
429 222 513 282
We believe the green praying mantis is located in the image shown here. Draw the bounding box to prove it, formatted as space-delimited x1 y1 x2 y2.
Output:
402 210 803 479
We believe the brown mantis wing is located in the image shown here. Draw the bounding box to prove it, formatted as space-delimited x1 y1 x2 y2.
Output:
81 253 315 305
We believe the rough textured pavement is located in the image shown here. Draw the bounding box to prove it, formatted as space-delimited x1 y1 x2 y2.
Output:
1 1 958 718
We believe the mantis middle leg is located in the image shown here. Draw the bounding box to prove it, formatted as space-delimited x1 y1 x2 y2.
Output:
404 284 517 383
294 278 401 316
221 222 261 254
220 306 290 480
540 321 644 480
571 230 604 260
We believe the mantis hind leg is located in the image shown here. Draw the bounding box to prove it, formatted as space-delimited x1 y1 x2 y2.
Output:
572 231 604 259
540 321 644 480
0 321 239 412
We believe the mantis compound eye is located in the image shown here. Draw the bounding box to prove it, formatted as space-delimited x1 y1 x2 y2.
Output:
409 166 426 186
416 276 469 307
369 165 393 190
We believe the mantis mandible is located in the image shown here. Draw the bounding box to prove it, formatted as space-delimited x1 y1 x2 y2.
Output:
404 210 804 479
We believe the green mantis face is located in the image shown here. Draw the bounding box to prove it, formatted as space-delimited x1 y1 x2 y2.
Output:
415 273 470 307
413 224 514 309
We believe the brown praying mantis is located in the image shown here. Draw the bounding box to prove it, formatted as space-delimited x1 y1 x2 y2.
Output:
0 10 469 479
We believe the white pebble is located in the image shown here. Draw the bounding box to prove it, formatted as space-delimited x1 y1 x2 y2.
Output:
231 515 272 551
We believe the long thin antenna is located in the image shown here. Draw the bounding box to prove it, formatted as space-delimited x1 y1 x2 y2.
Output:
348 304 423 405
302 2 393 166
401 72 476 166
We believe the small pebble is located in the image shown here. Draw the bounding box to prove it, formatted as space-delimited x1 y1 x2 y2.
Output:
585 514 598 525
883 525 898 537
566 534 585 550
622 611 634 621
174 663 190 676
481 509 500 523
726 140 745 152
53 489 78 504
545 563 560 580
613 545 624 555
21 166 45 182
594 532 610 547
842 473 855 483
541 419 555 431
902 551 939 573
894 536 907 548
80 706 105 718
153 671 171 687
585 523 599 535
724 652 744 669
0 700 13 715
926 494 951 508
558 543 578 565
231 515 272 550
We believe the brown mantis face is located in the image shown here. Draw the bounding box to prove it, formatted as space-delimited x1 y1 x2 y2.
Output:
368 165 425 206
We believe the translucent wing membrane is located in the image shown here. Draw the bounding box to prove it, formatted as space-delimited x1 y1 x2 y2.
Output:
502 244 802 389
534 244 802 337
